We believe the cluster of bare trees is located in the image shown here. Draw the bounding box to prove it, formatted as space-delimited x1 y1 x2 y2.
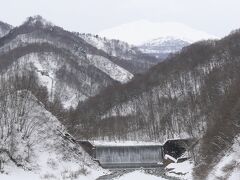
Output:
0 70 51 170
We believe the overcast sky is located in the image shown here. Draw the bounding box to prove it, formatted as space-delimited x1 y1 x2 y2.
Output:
1 0 240 37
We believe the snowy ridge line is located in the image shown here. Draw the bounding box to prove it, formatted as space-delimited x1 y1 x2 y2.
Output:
99 20 218 45
0 33 133 84
87 54 133 83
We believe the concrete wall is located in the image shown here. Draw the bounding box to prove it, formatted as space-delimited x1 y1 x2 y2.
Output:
95 145 163 166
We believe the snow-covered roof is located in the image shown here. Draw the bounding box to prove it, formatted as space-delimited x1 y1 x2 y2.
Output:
85 140 163 147
78 138 193 147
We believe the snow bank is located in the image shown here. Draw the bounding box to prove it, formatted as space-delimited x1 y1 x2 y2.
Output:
165 160 194 180
115 170 167 180
90 140 162 146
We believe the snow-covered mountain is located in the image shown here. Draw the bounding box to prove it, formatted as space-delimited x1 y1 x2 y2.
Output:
99 20 217 45
0 16 173 108
79 33 138 59
79 33 161 73
139 37 190 58
0 21 12 37
99 20 218 59
1 15 239 180
0 15 136 108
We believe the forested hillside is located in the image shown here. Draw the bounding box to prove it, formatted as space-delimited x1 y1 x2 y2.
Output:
0 21 12 37
80 33 160 73
0 16 132 108
72 30 240 178
0 15 239 179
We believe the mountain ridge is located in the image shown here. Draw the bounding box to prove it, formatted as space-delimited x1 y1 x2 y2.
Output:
0 20 12 37
0 16 133 108
73 30 240 178
99 19 217 45
139 36 190 58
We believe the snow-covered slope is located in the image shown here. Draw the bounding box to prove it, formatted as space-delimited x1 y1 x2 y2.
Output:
0 21 12 38
165 160 194 179
207 135 240 180
87 54 133 83
99 20 217 45
8 52 91 108
116 170 167 180
80 33 138 60
0 90 106 179
0 16 136 108
139 37 190 58
80 33 161 73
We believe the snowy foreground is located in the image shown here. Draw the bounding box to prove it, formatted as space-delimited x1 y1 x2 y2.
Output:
207 136 240 180
0 160 194 180
0 91 194 180
113 161 193 180
2 139 239 180
115 171 167 180
0 92 238 179
0 92 106 180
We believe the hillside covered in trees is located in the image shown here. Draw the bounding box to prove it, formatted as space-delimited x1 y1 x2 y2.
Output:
72 30 240 178
0 15 239 179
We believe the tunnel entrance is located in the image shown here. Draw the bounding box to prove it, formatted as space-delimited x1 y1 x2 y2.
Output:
163 139 192 159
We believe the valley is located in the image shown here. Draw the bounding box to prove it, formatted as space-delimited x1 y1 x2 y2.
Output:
0 5 239 179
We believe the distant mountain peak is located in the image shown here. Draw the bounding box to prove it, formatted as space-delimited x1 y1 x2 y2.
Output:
141 36 189 46
24 15 53 27
139 36 190 58
99 19 218 45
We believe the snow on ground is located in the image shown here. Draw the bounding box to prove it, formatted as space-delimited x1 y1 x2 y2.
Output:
80 34 107 52
114 170 167 180
80 33 138 60
0 91 107 180
165 160 194 180
164 154 177 163
87 54 133 83
0 163 104 180
228 168 240 180
88 137 192 147
0 167 40 180
5 52 89 108
207 135 240 180
139 36 190 56
90 140 162 146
